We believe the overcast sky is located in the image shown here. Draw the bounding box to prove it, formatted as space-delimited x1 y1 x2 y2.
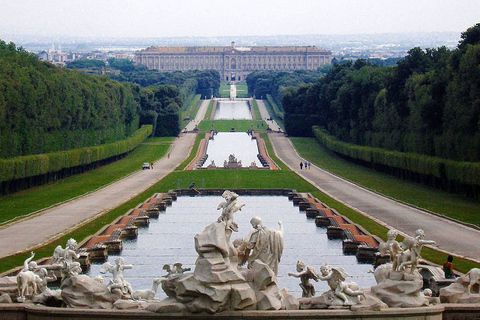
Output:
1 0 479 38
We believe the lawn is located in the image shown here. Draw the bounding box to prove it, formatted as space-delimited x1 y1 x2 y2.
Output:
235 82 249 98
0 137 173 225
290 137 480 227
219 82 231 98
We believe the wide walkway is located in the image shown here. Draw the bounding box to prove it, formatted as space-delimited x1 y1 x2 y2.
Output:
184 99 210 132
256 100 282 132
268 132 480 264
0 133 197 259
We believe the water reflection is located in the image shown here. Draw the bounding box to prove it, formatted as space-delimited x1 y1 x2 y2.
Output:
87 196 375 299
202 132 259 167
214 101 252 120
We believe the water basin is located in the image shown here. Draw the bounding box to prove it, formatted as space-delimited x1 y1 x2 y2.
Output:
203 132 259 167
214 101 252 120
87 195 375 299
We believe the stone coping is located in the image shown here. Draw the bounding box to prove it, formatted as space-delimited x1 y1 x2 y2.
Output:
0 303 447 320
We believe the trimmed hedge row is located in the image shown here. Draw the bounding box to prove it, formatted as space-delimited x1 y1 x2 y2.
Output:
0 125 152 183
313 126 480 189
266 94 284 120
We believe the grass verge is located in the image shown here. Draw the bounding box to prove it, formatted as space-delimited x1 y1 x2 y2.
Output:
290 137 480 227
0 137 172 225
251 99 262 119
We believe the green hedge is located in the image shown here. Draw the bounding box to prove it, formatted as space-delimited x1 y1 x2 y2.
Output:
313 126 480 188
266 94 284 120
0 125 152 183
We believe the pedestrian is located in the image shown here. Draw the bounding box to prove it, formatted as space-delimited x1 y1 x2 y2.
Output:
151 162 154 169
300 162 303 170
443 255 456 279
304 161 307 169
307 161 311 169
168 153 170 158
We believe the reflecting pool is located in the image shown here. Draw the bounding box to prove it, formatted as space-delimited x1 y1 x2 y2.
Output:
202 132 259 167
214 101 252 120
87 195 375 299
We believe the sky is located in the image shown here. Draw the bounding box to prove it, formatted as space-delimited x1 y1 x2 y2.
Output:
0 0 479 38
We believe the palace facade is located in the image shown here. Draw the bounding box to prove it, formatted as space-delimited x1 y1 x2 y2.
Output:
135 42 332 81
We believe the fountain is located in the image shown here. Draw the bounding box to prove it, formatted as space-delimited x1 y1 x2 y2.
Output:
0 191 478 319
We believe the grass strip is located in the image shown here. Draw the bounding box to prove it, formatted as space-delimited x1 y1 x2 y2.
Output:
176 133 206 171
0 137 172 224
204 100 215 121
180 94 201 129
290 137 480 227
251 99 262 119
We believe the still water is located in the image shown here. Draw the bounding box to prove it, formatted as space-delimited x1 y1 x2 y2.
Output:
202 132 259 167
214 101 252 120
87 195 375 299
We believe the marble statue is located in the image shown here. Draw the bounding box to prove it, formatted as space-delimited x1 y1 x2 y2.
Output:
34 267 57 294
397 229 436 273
317 263 365 305
440 267 480 303
131 278 161 301
237 216 284 275
217 190 245 231
100 257 133 298
52 238 80 265
378 229 403 270
466 268 480 294
288 260 319 298
17 252 39 300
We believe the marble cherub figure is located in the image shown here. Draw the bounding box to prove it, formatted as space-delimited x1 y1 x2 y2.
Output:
216 190 245 231
318 263 365 305
288 260 319 298
100 257 133 297
397 229 436 273
378 229 403 270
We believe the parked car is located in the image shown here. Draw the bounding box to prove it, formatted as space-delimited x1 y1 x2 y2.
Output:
142 163 151 170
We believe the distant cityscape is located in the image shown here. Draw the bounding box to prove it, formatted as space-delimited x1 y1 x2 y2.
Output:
0 32 462 67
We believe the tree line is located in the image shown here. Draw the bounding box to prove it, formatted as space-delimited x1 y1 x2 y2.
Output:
282 24 480 163
0 41 222 159
0 41 140 159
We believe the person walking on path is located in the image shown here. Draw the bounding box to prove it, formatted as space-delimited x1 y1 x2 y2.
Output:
300 162 303 170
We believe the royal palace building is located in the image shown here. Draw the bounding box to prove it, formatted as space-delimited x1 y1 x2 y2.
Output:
135 42 332 81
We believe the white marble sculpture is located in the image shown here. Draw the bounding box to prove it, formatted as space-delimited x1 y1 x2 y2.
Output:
440 268 480 303
16 252 39 300
397 229 436 273
378 229 403 270
288 261 319 298
52 238 80 265
99 257 133 298
217 190 245 231
236 216 284 275
131 278 161 301
317 263 365 305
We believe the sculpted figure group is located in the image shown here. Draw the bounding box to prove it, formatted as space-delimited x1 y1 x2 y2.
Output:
12 191 480 313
